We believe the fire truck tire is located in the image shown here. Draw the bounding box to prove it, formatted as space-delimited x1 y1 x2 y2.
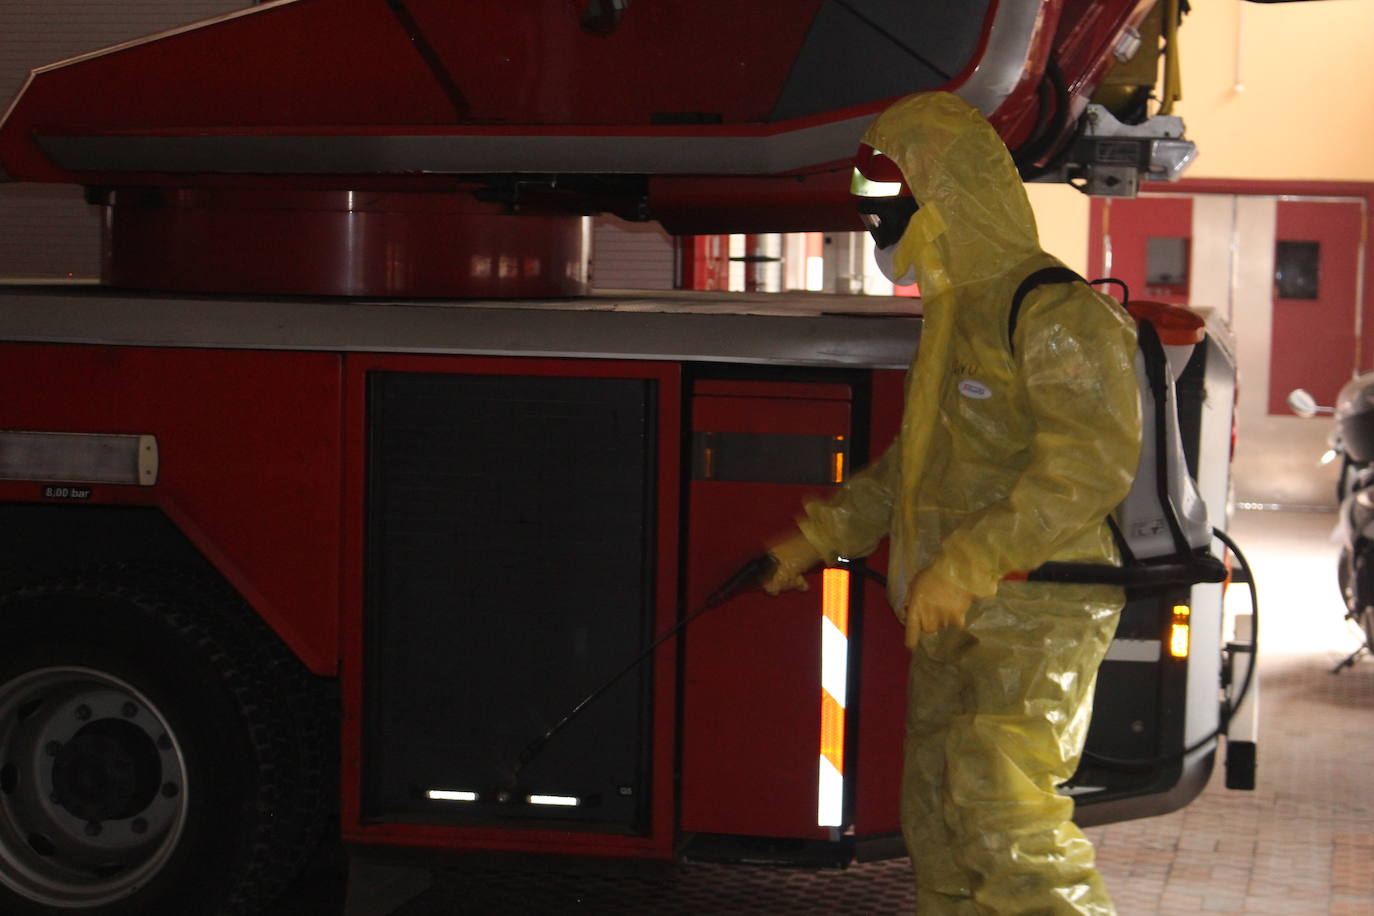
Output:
0 566 332 916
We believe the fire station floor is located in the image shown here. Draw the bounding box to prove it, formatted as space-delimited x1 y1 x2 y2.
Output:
281 509 1374 916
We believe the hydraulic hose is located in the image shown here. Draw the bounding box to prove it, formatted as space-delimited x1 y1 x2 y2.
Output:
1014 58 1072 181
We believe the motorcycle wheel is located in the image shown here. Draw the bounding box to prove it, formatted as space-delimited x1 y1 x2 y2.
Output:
0 567 331 916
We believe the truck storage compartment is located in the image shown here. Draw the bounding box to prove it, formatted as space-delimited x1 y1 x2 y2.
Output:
679 377 857 852
361 371 658 832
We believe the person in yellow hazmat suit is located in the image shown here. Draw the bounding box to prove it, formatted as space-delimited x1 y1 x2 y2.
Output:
762 92 1142 914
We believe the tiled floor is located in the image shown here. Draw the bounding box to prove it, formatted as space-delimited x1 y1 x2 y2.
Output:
1083 508 1374 915
335 509 1374 915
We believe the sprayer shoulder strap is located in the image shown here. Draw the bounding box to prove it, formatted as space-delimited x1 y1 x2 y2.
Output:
1008 266 1085 355
1006 265 1136 567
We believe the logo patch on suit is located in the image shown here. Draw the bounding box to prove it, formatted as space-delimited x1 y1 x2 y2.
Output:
958 379 993 400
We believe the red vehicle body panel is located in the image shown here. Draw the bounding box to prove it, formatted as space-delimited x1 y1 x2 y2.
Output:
0 0 1208 881
850 368 909 837
0 0 1157 230
0 323 918 857
0 0 1166 297
681 382 852 839
0 344 344 675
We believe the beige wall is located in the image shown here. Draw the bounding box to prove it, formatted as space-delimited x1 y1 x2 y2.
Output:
1027 183 1091 274
1028 1 1374 508
1185 0 1374 182
1030 0 1374 262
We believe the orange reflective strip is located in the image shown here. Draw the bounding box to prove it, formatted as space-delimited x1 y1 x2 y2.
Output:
820 689 845 773
822 568 849 635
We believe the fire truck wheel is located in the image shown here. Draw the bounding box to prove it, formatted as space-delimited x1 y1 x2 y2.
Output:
0 567 331 916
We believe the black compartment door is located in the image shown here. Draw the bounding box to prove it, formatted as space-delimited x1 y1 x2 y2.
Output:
362 372 656 832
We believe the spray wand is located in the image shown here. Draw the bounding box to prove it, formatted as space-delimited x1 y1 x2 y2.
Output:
503 554 778 792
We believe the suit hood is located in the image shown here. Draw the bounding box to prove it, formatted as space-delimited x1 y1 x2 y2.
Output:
860 92 1042 302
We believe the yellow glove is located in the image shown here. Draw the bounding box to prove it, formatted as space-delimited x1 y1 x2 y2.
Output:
903 568 975 648
761 531 823 595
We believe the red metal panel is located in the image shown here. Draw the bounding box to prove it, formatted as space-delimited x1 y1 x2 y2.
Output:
694 380 850 401
692 394 850 436
653 174 864 236
0 0 452 183
1096 188 1369 417
0 344 343 675
678 236 730 291
1046 0 1158 135
0 0 820 184
851 368 908 837
1090 196 1193 304
391 0 824 127
0 0 1161 282
1169 179 1374 372
0 1 1138 190
1267 200 1364 415
99 189 591 298
680 383 849 840
338 354 682 859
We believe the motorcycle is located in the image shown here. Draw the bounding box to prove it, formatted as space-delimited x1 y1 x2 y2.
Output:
1289 375 1374 671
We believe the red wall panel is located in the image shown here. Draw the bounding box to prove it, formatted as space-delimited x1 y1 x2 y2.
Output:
1267 200 1363 414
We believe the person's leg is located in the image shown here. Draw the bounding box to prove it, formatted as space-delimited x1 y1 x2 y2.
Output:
902 627 981 913
904 584 1121 914
952 583 1120 913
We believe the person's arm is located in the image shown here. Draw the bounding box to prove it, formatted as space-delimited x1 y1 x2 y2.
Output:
798 439 901 564
761 442 900 594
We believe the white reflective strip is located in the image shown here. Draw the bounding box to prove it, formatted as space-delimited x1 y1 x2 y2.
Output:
527 794 580 807
817 755 844 828
0 430 158 485
1105 639 1162 663
821 617 848 708
426 789 478 802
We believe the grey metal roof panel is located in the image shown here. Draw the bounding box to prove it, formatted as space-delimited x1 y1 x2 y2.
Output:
0 285 920 370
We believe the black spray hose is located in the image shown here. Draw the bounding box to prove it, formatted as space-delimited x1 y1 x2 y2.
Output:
505 554 778 790
506 530 1258 787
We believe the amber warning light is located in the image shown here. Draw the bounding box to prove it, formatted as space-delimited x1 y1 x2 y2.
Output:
1169 605 1191 659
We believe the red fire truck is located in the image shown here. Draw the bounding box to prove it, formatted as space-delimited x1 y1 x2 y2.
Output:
0 2 1253 914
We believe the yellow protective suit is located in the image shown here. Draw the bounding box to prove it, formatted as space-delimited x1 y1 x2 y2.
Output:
796 93 1141 914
